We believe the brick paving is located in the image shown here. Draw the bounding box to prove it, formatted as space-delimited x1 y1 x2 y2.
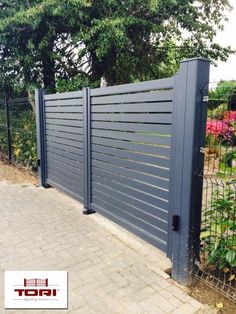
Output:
0 181 212 313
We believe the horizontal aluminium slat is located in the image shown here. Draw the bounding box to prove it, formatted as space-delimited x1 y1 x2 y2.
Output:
45 106 83 113
46 124 83 135
92 178 168 210
47 146 83 161
92 137 170 158
91 90 173 104
46 130 83 142
45 98 83 107
91 121 172 134
47 165 83 184
92 168 169 200
46 135 83 148
46 112 83 120
47 178 83 203
47 152 83 170
44 91 82 101
91 202 167 251
46 141 83 155
47 159 83 176
92 152 169 179
46 119 83 127
92 130 171 146
91 77 173 96
92 113 172 124
91 191 168 241
91 102 172 113
92 159 169 190
91 144 170 168
47 174 83 195
92 193 168 233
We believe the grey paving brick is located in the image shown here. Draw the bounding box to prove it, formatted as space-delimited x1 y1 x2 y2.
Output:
0 181 210 314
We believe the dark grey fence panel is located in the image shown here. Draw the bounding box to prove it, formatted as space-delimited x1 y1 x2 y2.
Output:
36 58 210 286
42 91 84 201
90 80 173 252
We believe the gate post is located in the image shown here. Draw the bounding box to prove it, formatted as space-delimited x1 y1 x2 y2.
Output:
83 87 95 215
170 58 210 285
35 89 47 187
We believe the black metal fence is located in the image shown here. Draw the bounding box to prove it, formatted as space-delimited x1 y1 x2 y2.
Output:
196 81 236 302
0 97 37 170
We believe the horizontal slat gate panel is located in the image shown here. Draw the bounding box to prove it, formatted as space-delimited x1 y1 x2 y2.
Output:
91 90 173 104
91 191 168 242
92 152 169 179
46 106 83 113
92 102 172 113
46 130 83 141
91 202 167 251
47 178 83 202
92 113 172 124
47 146 83 161
47 174 83 196
92 121 172 133
91 130 171 146
92 169 169 200
46 113 83 120
47 136 83 148
45 98 83 107
92 137 171 158
92 159 169 190
47 155 83 172
44 91 82 101
46 140 83 155
92 178 168 210
47 162 83 180
43 78 174 253
91 77 173 96
91 144 170 168
46 119 83 127
46 124 83 134
92 181 168 214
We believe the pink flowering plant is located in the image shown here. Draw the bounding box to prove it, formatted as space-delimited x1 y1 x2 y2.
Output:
206 111 236 146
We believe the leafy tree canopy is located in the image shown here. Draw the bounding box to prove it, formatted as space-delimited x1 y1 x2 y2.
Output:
0 0 234 95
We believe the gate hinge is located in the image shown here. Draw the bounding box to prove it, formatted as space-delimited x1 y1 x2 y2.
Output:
37 159 41 167
172 215 180 232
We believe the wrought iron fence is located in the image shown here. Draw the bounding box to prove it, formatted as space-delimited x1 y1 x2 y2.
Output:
196 80 236 302
0 97 37 170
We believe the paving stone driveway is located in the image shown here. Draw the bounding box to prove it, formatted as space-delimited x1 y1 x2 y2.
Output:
0 181 210 314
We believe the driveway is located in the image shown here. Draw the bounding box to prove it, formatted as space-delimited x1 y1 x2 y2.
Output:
0 181 210 313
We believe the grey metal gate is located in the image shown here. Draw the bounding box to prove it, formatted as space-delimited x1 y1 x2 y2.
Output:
36 58 210 284
89 79 173 252
36 90 84 201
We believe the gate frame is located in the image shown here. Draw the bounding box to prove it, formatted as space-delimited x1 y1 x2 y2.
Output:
169 58 210 284
35 58 210 285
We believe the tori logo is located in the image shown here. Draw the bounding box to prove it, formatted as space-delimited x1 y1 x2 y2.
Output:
5 271 67 309
14 278 57 297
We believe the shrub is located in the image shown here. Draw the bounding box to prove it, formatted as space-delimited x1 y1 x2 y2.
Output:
206 119 234 145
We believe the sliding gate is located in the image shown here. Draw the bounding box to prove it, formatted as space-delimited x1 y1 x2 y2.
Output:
36 58 210 284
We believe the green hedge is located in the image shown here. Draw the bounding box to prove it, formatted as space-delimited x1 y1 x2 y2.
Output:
0 109 37 170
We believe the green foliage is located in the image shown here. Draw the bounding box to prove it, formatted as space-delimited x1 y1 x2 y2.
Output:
0 0 234 95
201 182 236 269
208 103 228 120
0 108 37 169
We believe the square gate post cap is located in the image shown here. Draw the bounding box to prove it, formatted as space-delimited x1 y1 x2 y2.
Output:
180 57 210 63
